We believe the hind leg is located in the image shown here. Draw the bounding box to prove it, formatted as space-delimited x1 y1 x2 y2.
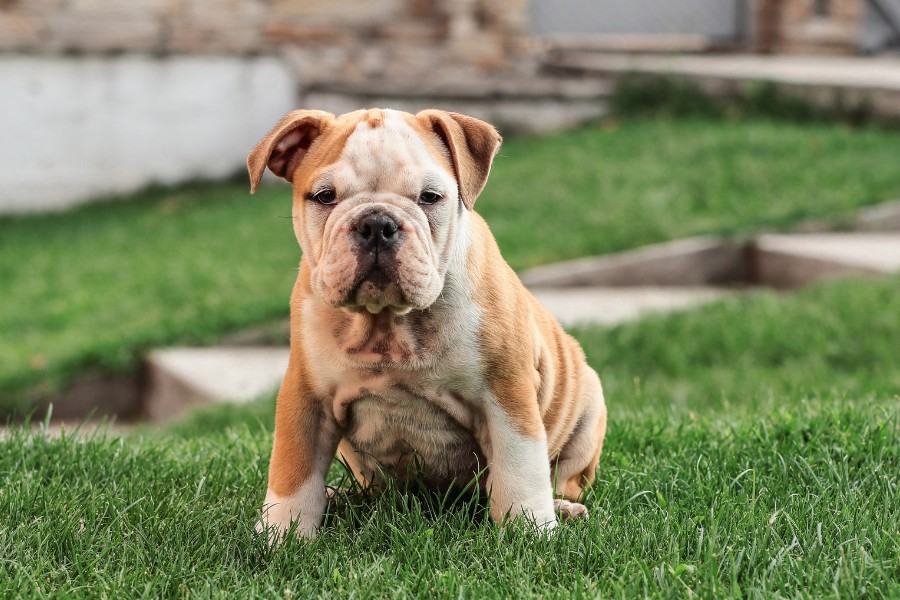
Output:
554 498 590 520
552 368 607 519
335 438 384 491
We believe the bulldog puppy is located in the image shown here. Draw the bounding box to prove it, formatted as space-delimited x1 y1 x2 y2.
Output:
247 108 607 540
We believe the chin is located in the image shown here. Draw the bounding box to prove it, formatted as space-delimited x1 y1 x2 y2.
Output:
315 266 442 314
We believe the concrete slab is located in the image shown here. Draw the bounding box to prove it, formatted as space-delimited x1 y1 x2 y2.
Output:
144 347 289 421
545 33 714 54
303 76 611 135
547 53 900 92
520 236 746 288
754 233 900 288
530 286 733 327
546 52 900 118
140 286 733 417
137 229 900 419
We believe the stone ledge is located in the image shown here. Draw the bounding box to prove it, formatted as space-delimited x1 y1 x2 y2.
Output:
753 233 900 288
541 33 715 54
545 53 900 92
306 77 612 101
531 286 733 327
144 347 289 421
521 231 900 290
544 52 900 120
520 237 748 288
302 77 611 134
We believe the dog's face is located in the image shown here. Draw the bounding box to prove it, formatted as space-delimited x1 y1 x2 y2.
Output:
247 108 501 314
296 110 460 314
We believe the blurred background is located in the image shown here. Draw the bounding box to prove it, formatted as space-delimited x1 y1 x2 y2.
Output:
2 0 899 212
1 0 899 424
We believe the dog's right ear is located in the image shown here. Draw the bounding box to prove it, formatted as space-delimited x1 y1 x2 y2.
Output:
247 110 335 194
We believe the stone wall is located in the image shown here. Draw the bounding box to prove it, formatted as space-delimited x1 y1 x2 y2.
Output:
0 0 535 213
0 0 532 80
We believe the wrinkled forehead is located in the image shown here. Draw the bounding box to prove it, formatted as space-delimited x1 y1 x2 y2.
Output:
326 109 455 190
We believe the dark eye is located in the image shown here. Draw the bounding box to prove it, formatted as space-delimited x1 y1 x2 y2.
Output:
310 188 337 205
418 190 443 205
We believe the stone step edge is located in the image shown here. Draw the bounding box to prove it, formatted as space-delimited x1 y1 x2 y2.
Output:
521 211 900 289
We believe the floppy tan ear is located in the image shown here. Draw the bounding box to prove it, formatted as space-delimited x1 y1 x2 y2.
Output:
417 110 502 210
247 109 335 194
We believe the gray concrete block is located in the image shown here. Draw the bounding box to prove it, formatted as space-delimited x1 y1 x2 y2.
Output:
144 347 289 422
531 286 733 327
753 233 900 288
520 236 746 288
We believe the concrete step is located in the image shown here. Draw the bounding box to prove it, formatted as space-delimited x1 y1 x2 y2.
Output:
543 34 715 54
141 285 732 419
755 233 900 288
302 76 612 135
520 236 746 288
142 228 900 421
521 232 900 290
544 52 900 91
544 52 900 121
145 347 289 422
531 286 732 327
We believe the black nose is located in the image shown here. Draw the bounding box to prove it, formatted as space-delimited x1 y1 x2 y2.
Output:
355 213 400 250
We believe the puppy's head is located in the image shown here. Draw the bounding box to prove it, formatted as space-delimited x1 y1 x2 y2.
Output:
248 108 501 314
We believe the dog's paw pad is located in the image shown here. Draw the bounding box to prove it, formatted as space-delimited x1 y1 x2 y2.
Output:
554 499 589 521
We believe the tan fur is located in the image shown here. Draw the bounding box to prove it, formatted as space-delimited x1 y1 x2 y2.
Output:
414 110 501 210
249 108 607 539
467 213 608 498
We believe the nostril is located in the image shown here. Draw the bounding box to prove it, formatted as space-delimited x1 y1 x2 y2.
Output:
355 213 400 248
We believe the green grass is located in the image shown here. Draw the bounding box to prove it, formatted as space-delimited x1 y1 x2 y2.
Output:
482 119 900 267
3 275 898 598
3 117 900 407
0 181 299 408
576 275 900 420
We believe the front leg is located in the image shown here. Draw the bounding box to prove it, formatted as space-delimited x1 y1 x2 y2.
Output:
258 359 340 541
481 380 557 532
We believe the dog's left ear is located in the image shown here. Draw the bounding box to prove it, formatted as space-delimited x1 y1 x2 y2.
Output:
417 110 502 210
247 109 335 194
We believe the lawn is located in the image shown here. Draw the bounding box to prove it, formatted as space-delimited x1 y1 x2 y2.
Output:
2 109 899 596
3 116 900 407
2 275 898 598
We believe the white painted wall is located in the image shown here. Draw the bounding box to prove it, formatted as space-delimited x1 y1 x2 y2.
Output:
0 55 298 213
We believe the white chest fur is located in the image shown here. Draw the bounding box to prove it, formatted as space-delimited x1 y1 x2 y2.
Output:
302 270 486 486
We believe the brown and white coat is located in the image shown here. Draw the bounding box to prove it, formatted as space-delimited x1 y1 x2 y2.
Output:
246 108 607 539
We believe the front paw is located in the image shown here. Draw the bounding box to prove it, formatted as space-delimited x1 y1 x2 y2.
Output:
492 500 559 535
255 512 291 545
257 487 325 543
